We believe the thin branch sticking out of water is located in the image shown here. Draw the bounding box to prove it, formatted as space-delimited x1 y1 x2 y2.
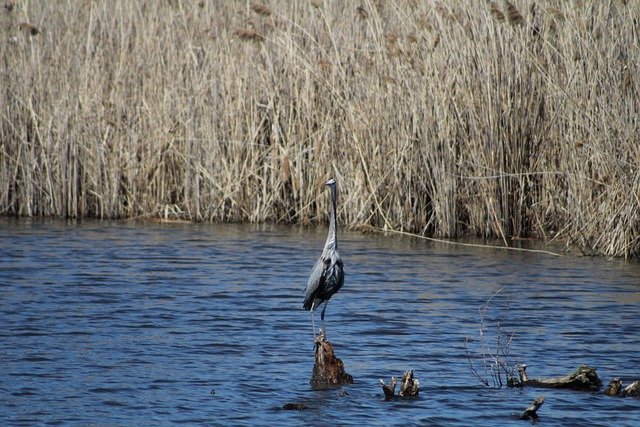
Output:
464 288 518 388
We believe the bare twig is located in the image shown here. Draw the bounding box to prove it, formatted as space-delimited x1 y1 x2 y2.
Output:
464 288 518 387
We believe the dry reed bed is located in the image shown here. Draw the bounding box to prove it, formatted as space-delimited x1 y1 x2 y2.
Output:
1 0 639 258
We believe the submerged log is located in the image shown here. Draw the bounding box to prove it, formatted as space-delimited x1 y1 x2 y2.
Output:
310 331 353 386
380 370 420 400
517 364 602 391
282 403 309 410
519 396 545 420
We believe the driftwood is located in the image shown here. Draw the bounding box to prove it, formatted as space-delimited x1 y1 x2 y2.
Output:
517 364 602 391
380 370 420 400
604 378 640 398
310 331 353 386
519 396 545 420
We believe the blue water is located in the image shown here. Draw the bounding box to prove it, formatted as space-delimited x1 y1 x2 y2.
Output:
1 218 639 426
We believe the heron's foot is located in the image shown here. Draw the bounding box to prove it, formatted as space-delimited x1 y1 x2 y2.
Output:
314 329 326 346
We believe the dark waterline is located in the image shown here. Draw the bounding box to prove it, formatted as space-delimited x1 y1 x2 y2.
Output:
1 218 639 426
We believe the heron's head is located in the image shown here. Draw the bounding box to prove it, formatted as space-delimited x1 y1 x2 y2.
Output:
326 178 336 187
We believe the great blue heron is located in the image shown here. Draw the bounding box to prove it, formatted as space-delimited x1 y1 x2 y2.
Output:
303 178 345 338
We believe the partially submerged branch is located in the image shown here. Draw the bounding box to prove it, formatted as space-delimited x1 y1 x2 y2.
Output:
379 377 397 400
516 364 602 391
380 370 420 400
623 380 640 398
604 378 640 398
519 396 545 420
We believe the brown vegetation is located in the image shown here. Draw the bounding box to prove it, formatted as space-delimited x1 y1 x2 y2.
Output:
1 1 639 257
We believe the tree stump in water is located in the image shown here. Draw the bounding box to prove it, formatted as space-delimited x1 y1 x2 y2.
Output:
517 364 602 391
380 370 420 400
380 376 397 400
310 331 353 386
399 370 420 397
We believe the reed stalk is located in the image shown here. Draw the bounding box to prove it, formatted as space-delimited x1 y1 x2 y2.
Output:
1 0 639 258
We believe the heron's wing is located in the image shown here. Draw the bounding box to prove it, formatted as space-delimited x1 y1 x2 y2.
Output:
303 257 324 300
303 255 344 310
323 258 344 295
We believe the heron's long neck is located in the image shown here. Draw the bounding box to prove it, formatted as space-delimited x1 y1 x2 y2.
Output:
324 188 338 251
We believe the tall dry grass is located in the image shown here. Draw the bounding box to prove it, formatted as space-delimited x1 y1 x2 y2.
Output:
1 0 639 257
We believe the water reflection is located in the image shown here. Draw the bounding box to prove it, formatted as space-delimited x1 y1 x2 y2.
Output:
0 218 639 426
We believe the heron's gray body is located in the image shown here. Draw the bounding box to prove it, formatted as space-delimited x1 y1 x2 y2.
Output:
303 245 344 312
303 178 344 335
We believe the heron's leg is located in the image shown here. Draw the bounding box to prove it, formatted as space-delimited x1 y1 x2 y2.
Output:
310 308 316 338
320 300 329 334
